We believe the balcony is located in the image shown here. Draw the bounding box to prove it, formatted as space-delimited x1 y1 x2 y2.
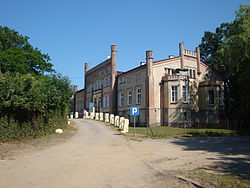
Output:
165 74 188 81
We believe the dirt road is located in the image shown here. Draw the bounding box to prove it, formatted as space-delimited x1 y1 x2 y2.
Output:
0 119 195 188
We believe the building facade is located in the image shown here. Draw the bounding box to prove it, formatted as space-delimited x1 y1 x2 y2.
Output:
79 43 224 127
73 85 85 118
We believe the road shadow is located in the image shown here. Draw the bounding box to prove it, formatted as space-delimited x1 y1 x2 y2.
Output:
170 136 250 180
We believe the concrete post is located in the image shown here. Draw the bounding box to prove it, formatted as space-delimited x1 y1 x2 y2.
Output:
179 42 184 68
110 114 115 125
99 112 104 121
95 113 99 120
105 113 110 123
115 115 120 127
75 112 78 119
121 119 129 133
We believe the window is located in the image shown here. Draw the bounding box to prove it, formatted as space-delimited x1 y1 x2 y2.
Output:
107 77 111 86
182 85 188 103
119 92 124 107
107 96 109 108
193 70 196 79
103 78 107 87
219 90 224 106
208 90 215 105
127 91 132 105
171 86 178 103
136 88 142 104
102 96 106 108
189 69 192 78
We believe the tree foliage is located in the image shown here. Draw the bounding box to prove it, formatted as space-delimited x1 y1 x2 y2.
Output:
0 26 54 74
0 26 72 141
199 5 250 127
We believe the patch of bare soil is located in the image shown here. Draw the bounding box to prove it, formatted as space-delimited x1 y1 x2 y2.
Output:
0 122 77 160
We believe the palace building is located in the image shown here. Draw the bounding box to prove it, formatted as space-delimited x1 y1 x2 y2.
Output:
74 43 225 127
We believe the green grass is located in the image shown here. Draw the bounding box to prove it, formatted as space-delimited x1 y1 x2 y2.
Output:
183 169 250 188
97 119 249 140
124 126 243 139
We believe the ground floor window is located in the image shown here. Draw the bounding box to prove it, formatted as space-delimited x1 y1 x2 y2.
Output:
171 85 178 103
208 90 215 105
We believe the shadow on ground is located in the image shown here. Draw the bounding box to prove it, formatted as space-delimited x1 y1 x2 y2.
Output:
170 136 250 180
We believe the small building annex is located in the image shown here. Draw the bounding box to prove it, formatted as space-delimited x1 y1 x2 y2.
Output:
74 43 225 128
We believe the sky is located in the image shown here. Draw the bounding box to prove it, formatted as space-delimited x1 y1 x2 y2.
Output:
1 0 249 89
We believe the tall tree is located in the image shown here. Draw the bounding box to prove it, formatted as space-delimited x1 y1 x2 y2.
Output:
199 5 250 128
0 26 54 75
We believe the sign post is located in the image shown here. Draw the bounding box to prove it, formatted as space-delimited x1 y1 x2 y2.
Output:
130 107 139 136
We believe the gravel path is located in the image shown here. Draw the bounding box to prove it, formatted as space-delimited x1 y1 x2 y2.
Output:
0 119 195 188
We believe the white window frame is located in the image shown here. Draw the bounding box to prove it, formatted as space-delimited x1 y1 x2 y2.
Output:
107 96 109 108
189 69 192 78
182 85 188 103
119 92 124 107
136 88 142 104
171 85 178 103
127 91 132 106
103 96 106 108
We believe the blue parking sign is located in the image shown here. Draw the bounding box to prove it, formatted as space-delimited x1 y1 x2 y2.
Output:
130 107 139 116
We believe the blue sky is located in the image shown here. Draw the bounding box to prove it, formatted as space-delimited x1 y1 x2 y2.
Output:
1 0 249 89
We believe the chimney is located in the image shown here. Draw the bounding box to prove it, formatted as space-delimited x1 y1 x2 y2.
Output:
146 50 154 125
146 50 153 77
74 85 78 93
110 44 117 114
179 42 184 68
84 63 89 74
111 45 117 70
196 47 201 75
111 44 117 82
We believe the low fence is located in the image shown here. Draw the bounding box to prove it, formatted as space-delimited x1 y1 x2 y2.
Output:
82 110 129 133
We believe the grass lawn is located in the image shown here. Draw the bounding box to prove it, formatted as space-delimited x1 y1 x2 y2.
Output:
182 169 250 188
124 126 245 140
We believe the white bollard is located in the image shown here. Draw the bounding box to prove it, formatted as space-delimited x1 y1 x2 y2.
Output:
90 112 95 119
70 114 73 119
105 113 110 123
83 110 89 119
121 119 129 133
99 113 104 121
95 113 99 120
75 112 78 119
110 114 115 125
115 116 120 127
119 117 125 129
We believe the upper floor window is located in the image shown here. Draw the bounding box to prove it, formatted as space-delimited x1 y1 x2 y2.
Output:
165 68 173 75
182 85 188 103
189 69 192 78
119 92 124 107
219 90 224 106
171 86 178 103
127 91 132 105
208 90 215 105
136 88 142 104
104 78 107 87
193 70 196 79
